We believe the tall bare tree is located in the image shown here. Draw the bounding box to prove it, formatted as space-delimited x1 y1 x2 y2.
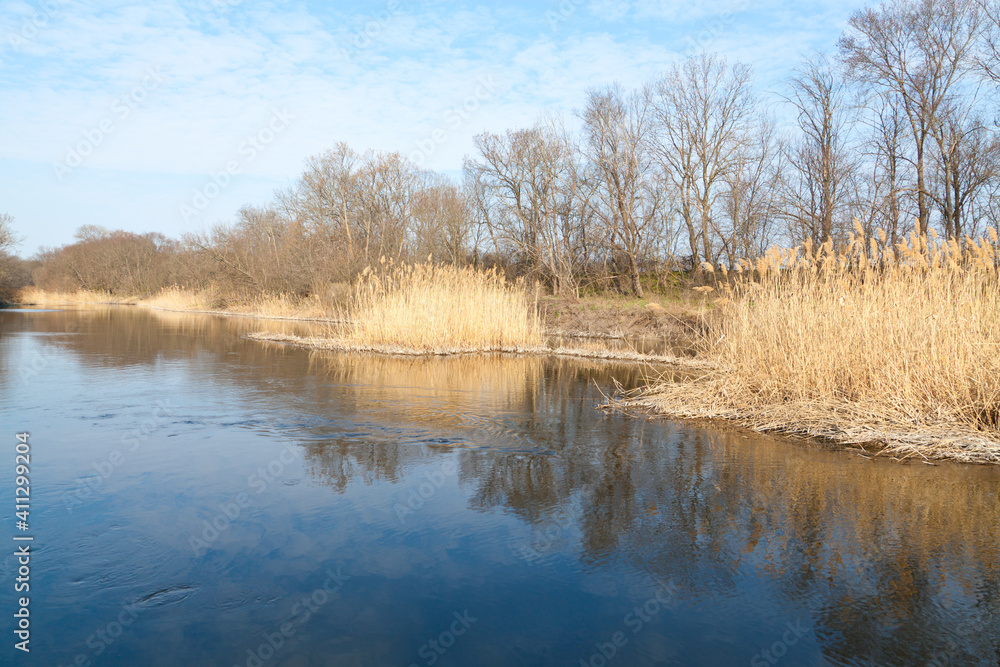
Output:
652 54 759 273
581 83 661 296
412 175 472 264
276 143 361 276
0 212 17 253
839 0 986 235
721 118 782 263
465 123 585 294
779 55 857 247
930 108 1000 237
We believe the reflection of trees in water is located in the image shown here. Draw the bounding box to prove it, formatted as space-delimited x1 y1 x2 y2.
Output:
9 306 1000 664
584 429 1000 665
301 438 405 493
440 380 1000 665
0 307 317 371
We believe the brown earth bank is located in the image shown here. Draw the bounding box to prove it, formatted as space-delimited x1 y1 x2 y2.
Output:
538 292 712 342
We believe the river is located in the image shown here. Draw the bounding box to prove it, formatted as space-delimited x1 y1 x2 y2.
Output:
1 305 998 666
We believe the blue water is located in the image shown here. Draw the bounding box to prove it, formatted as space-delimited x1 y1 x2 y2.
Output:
1 306 998 666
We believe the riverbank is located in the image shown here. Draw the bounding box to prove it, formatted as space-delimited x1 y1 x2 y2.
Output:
619 232 1000 465
16 283 711 342
246 331 711 367
16 236 1000 467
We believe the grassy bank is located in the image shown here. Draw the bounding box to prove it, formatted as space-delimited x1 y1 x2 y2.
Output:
18 281 711 342
18 286 338 321
245 263 706 363
17 287 132 305
16 243 1000 463
140 286 334 320
623 228 1000 464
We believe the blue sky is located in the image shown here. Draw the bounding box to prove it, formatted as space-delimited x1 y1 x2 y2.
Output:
1 0 864 256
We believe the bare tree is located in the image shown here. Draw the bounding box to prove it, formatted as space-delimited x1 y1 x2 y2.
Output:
581 83 661 296
353 151 419 263
465 123 585 294
839 0 986 235
0 213 19 253
412 175 472 264
277 143 361 277
653 54 759 273
975 0 1000 80
721 118 782 263
866 93 915 249
779 55 857 247
930 108 1000 237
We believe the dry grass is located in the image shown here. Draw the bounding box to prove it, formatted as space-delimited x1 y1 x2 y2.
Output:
139 286 338 321
332 261 545 353
17 287 133 305
19 284 345 322
140 286 213 311
236 293 330 319
628 223 1000 464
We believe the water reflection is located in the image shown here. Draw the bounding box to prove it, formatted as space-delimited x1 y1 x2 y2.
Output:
1 306 998 666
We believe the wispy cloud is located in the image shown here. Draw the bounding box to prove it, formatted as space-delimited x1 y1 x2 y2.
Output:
0 0 864 253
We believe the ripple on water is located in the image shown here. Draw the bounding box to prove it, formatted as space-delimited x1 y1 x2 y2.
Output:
131 584 199 608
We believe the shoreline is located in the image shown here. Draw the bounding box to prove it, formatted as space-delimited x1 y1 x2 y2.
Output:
245 331 711 367
613 385 1000 466
10 298 678 342
13 297 996 466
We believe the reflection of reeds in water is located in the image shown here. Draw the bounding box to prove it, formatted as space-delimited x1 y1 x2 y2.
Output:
313 351 548 416
707 430 1000 575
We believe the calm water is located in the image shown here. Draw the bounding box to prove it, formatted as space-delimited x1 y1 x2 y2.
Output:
1 306 999 666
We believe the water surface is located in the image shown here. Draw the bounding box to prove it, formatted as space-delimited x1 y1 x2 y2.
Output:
1 306 998 666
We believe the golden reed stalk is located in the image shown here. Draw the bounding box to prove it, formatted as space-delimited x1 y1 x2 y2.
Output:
636 222 1000 463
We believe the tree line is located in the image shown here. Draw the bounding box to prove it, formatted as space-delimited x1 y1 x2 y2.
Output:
17 0 1000 302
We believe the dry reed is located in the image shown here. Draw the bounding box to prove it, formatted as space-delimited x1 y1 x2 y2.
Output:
17 287 131 305
333 261 545 353
629 223 1000 464
140 286 336 321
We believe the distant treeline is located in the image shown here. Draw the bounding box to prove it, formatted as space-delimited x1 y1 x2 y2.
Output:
12 0 1000 302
